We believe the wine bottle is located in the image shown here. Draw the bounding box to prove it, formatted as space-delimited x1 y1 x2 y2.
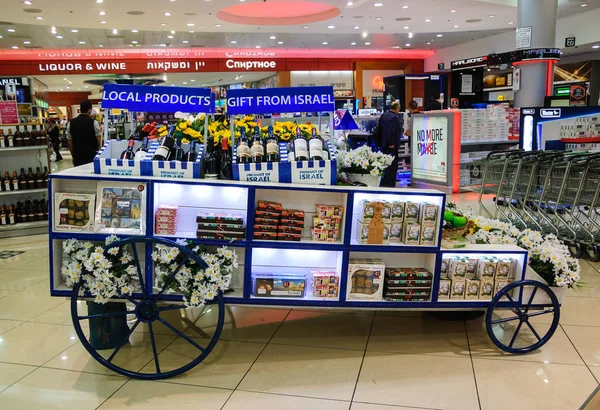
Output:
293 126 308 161
34 167 43 189
172 136 184 161
0 206 6 225
7 204 15 225
309 128 323 161
204 136 219 179
22 125 31 146
30 125 40 146
27 167 35 190
264 126 279 163
236 127 251 164
40 124 48 144
12 171 19 191
287 142 295 161
120 138 136 160
25 200 34 223
152 126 175 161
251 126 265 163
6 128 14 147
41 199 49 221
42 167 49 188
1 172 9 192
0 130 5 148
185 141 198 162
219 137 233 180
14 126 23 147
134 137 149 160
18 168 27 190
14 201 23 224
34 200 44 222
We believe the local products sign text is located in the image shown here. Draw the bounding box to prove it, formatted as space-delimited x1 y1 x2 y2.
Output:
226 86 335 115
101 84 214 113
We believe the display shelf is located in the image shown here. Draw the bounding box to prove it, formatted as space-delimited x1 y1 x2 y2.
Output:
0 220 47 231
348 240 439 253
156 233 247 248
0 188 47 197
0 123 44 127
251 239 344 251
0 145 48 152
461 140 519 146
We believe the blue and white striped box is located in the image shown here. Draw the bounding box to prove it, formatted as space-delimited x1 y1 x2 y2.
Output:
232 142 289 183
289 140 337 185
143 142 203 179
93 140 150 176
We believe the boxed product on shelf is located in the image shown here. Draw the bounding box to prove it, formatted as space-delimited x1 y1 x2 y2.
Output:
466 258 478 280
257 200 283 213
477 257 497 280
496 258 515 279
451 279 466 299
438 279 451 300
403 223 420 245
312 204 343 242
54 193 96 232
232 142 289 183
449 257 468 279
93 140 155 177
465 279 481 300
420 204 439 224
312 271 339 298
420 224 436 246
440 258 449 278
389 223 403 243
144 142 203 179
384 267 433 302
360 200 375 220
316 204 344 219
196 211 245 241
277 208 304 242
404 202 420 223
494 279 509 295
357 220 390 244
391 201 405 222
347 258 385 300
288 140 337 185
95 183 146 235
479 280 494 299
252 273 306 298
155 205 178 235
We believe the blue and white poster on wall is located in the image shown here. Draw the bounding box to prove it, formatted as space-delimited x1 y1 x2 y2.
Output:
101 84 215 113
226 86 335 115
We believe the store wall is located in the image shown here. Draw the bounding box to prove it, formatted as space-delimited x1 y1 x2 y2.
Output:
49 91 91 118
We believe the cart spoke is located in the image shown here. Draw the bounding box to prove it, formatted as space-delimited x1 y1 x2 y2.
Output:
148 322 161 374
107 319 140 363
524 287 538 314
504 293 522 312
78 310 136 321
131 244 147 297
157 317 205 352
524 320 542 343
158 305 187 312
123 295 139 306
508 321 524 349
155 255 190 299
491 315 520 325
526 309 555 319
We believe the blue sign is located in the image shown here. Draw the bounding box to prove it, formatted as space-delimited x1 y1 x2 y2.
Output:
226 86 335 115
101 84 215 113
334 110 359 131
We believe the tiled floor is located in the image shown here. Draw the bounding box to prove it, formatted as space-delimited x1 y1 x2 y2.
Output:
0 203 599 408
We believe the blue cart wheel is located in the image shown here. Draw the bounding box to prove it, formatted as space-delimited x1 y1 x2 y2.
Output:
70 237 225 380
485 280 560 354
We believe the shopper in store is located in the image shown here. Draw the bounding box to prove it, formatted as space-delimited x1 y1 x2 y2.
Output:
404 100 419 139
48 119 63 162
67 100 102 167
379 101 403 187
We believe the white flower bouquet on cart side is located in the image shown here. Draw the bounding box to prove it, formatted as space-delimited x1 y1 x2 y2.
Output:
447 203 581 289
152 239 238 308
337 145 394 186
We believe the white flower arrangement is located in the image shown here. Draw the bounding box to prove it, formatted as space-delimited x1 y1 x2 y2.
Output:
152 239 238 308
448 203 581 289
336 145 394 177
61 235 138 303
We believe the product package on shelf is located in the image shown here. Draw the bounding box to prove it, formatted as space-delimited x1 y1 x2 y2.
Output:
196 211 245 241
252 273 306 298
155 205 178 236
53 193 96 232
384 267 433 302
312 271 339 298
93 140 155 176
232 142 289 183
311 204 344 242
144 142 203 179
347 258 385 300
94 182 146 235
289 140 337 185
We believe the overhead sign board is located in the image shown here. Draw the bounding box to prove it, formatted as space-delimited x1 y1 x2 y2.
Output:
226 86 335 115
101 84 215 113
450 56 487 71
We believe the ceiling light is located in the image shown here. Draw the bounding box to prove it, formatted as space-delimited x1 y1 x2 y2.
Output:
160 23 166 26
437 34 443 37
183 82 187 84
303 25 309 28
187 23 195 26
582 3 588 7
171 30 176 34
66 86 70 89
488 15 495 18
404 26 409 29
215 24 221 27
270 35 276 39
328 25 335 29
362 31 368 38
322 41 328 45
35 16 43 20
131 29 138 33
100 20 106 24
96 0 103 3
425 19 431 22
78 41 85 44
277 41 283 44
408 32 413 38
7 28 15 32
374 2 383 6
230 40 237 44
99 44 103 47
78 88 82 91
402 5 408 8
405 43 411 46
450 9 457 12
11 46 18 49
189 30 194 33
165 12 171 16
454 25 459 28
427 42 431 45
191 79 195 82
351 42 356 45
167 35 174 38
159 43 167 46
255 45 261 48
71 29 78 32
112 28 118 34
376 17 382 20
24 1 32 4
354 26 359 29
50 26 56 33
99 11 106 17
23 41 30 44
347 1 353 5
508 21 514 25
365 42 371 45
593 45 600 49
84 85 89 88
132 40 138 44
56 35 63 39
182 40 188 43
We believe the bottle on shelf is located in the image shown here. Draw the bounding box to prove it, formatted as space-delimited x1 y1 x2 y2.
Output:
236 127 251 164
152 125 176 161
251 126 265 163
185 140 198 162
27 167 35 190
120 138 136 160
3 171 11 192
34 167 43 189
292 126 309 161
0 206 6 225
33 200 44 221
24 200 34 223
134 136 149 160
309 128 323 161
5 128 13 147
40 199 48 221
42 167 48 188
40 125 48 145
0 130 5 148
219 137 233 180
30 125 40 146
7 204 15 225
265 125 280 163
171 136 184 162
18 168 27 190
14 126 23 147
12 171 19 191
204 136 219 179
15 201 22 224
22 125 31 146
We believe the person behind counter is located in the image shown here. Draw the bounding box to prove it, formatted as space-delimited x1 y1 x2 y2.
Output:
68 100 102 167
404 100 419 139
379 101 404 188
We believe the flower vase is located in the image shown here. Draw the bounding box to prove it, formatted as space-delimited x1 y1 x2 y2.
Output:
346 173 381 187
